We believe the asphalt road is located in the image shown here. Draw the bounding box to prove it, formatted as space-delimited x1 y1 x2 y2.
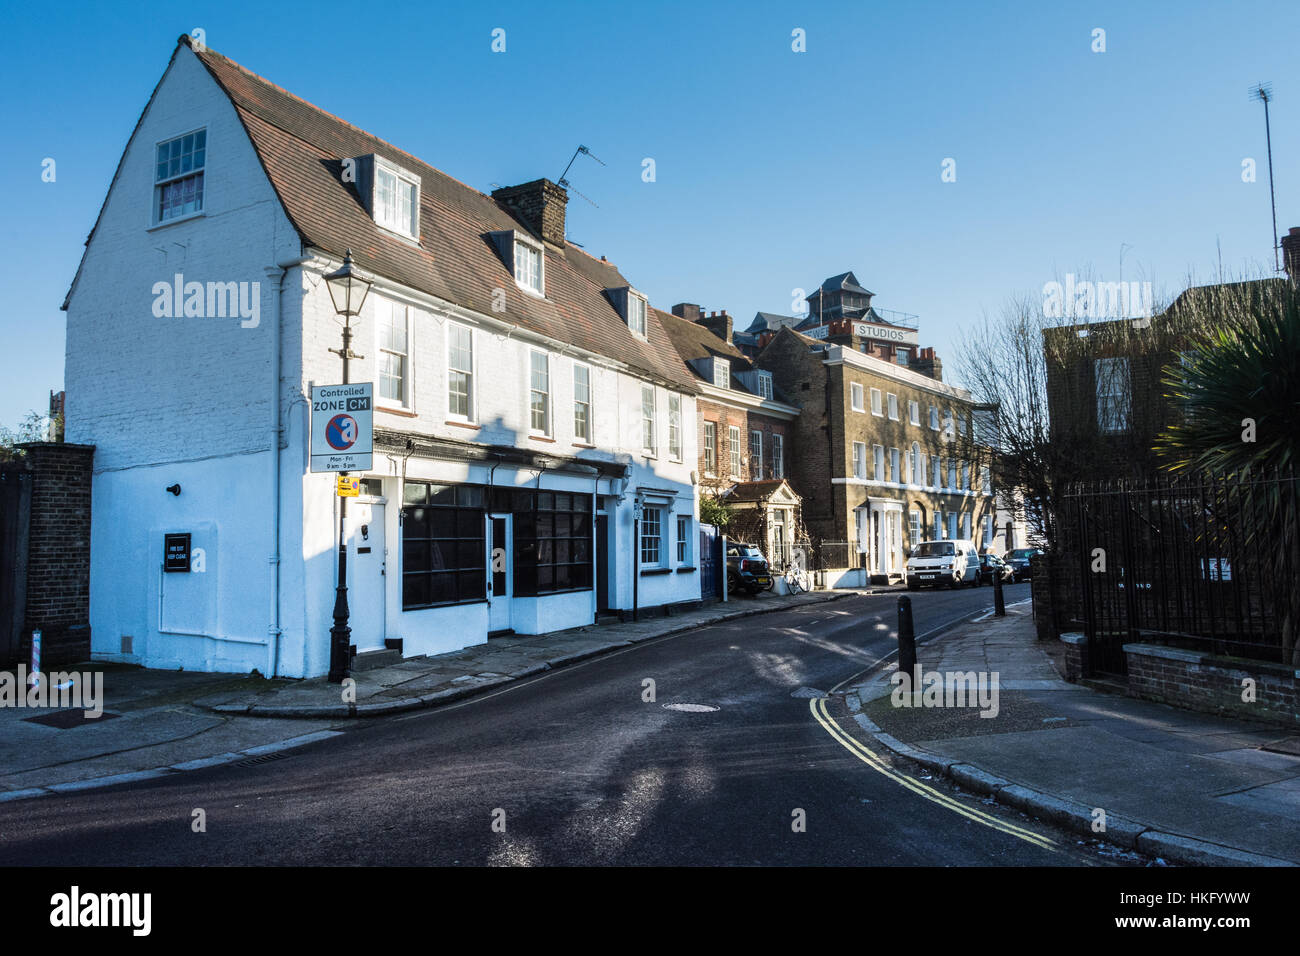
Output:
0 581 1118 866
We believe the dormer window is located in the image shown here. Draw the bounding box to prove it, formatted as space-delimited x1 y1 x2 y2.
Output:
628 293 648 338
489 231 546 296
515 238 543 294
606 286 647 338
756 371 773 400
352 154 420 239
712 358 730 389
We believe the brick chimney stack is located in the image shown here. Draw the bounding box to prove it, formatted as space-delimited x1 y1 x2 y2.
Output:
913 346 944 382
1282 227 1300 284
672 303 702 323
491 179 568 249
697 310 733 345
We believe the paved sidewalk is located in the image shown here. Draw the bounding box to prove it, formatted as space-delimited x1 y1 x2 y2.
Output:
841 604 1300 866
1 588 852 802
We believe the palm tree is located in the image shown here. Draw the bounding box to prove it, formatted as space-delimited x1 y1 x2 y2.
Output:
1156 281 1300 475
1155 281 1300 665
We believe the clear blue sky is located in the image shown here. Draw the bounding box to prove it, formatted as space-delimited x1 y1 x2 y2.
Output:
3 0 1297 427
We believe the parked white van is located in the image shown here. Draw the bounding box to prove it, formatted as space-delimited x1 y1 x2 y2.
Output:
905 539 980 589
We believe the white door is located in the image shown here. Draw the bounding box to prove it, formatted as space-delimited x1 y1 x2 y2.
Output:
346 500 386 652
488 514 512 633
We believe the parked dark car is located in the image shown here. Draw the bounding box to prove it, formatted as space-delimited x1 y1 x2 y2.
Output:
1004 547 1044 582
726 543 773 595
977 552 1014 586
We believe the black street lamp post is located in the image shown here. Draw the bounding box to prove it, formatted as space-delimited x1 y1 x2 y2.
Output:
323 250 372 684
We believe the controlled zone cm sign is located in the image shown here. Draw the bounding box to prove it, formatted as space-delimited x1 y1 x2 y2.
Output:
311 383 373 472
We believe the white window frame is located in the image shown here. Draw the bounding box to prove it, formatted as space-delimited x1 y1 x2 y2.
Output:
872 443 884 481
850 382 865 412
772 433 784 479
981 465 992 496
676 514 692 565
713 358 731 389
375 297 412 409
909 509 921 545
641 506 664 567
750 429 763 481
514 236 545 296
153 127 208 225
373 158 421 239
756 372 774 400
628 292 648 339
728 425 742 478
529 350 551 436
704 422 717 475
853 441 868 480
889 447 900 483
909 400 920 426
887 393 899 421
573 362 592 443
446 321 474 422
870 387 883 416
668 393 682 461
641 383 657 456
929 405 940 430
933 456 943 489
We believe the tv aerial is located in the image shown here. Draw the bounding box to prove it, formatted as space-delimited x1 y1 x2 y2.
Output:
557 144 605 208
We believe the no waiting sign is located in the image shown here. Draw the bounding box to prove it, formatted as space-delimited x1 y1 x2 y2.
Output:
311 383 373 472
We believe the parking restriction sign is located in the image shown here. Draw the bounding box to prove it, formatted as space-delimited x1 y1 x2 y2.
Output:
311 383 373 472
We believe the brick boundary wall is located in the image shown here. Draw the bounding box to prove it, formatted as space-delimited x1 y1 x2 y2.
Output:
1059 632 1089 682
1124 643 1300 730
15 442 95 667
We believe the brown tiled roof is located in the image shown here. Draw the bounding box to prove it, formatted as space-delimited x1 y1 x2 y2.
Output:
657 308 754 372
185 38 695 391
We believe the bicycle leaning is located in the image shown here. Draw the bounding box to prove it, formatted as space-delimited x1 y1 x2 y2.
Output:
783 548 812 594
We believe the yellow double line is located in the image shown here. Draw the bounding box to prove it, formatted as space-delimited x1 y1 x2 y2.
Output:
809 696 1057 852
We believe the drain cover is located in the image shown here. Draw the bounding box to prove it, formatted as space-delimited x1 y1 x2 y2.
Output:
663 703 719 713
22 709 121 729
790 687 826 699
234 752 292 768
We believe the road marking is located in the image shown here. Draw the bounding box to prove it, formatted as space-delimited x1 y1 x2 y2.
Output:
808 696 1057 852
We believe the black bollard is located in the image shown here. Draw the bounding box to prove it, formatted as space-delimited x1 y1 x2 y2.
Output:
897 595 917 687
993 565 1006 616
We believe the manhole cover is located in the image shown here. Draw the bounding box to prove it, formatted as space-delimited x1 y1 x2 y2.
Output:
22 710 121 729
662 703 719 713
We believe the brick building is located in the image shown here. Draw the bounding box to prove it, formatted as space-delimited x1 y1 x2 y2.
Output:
0 442 95 667
1044 275 1297 480
758 327 998 583
660 305 803 566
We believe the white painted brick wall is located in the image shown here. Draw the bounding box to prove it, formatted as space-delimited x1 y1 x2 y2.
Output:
64 46 301 472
